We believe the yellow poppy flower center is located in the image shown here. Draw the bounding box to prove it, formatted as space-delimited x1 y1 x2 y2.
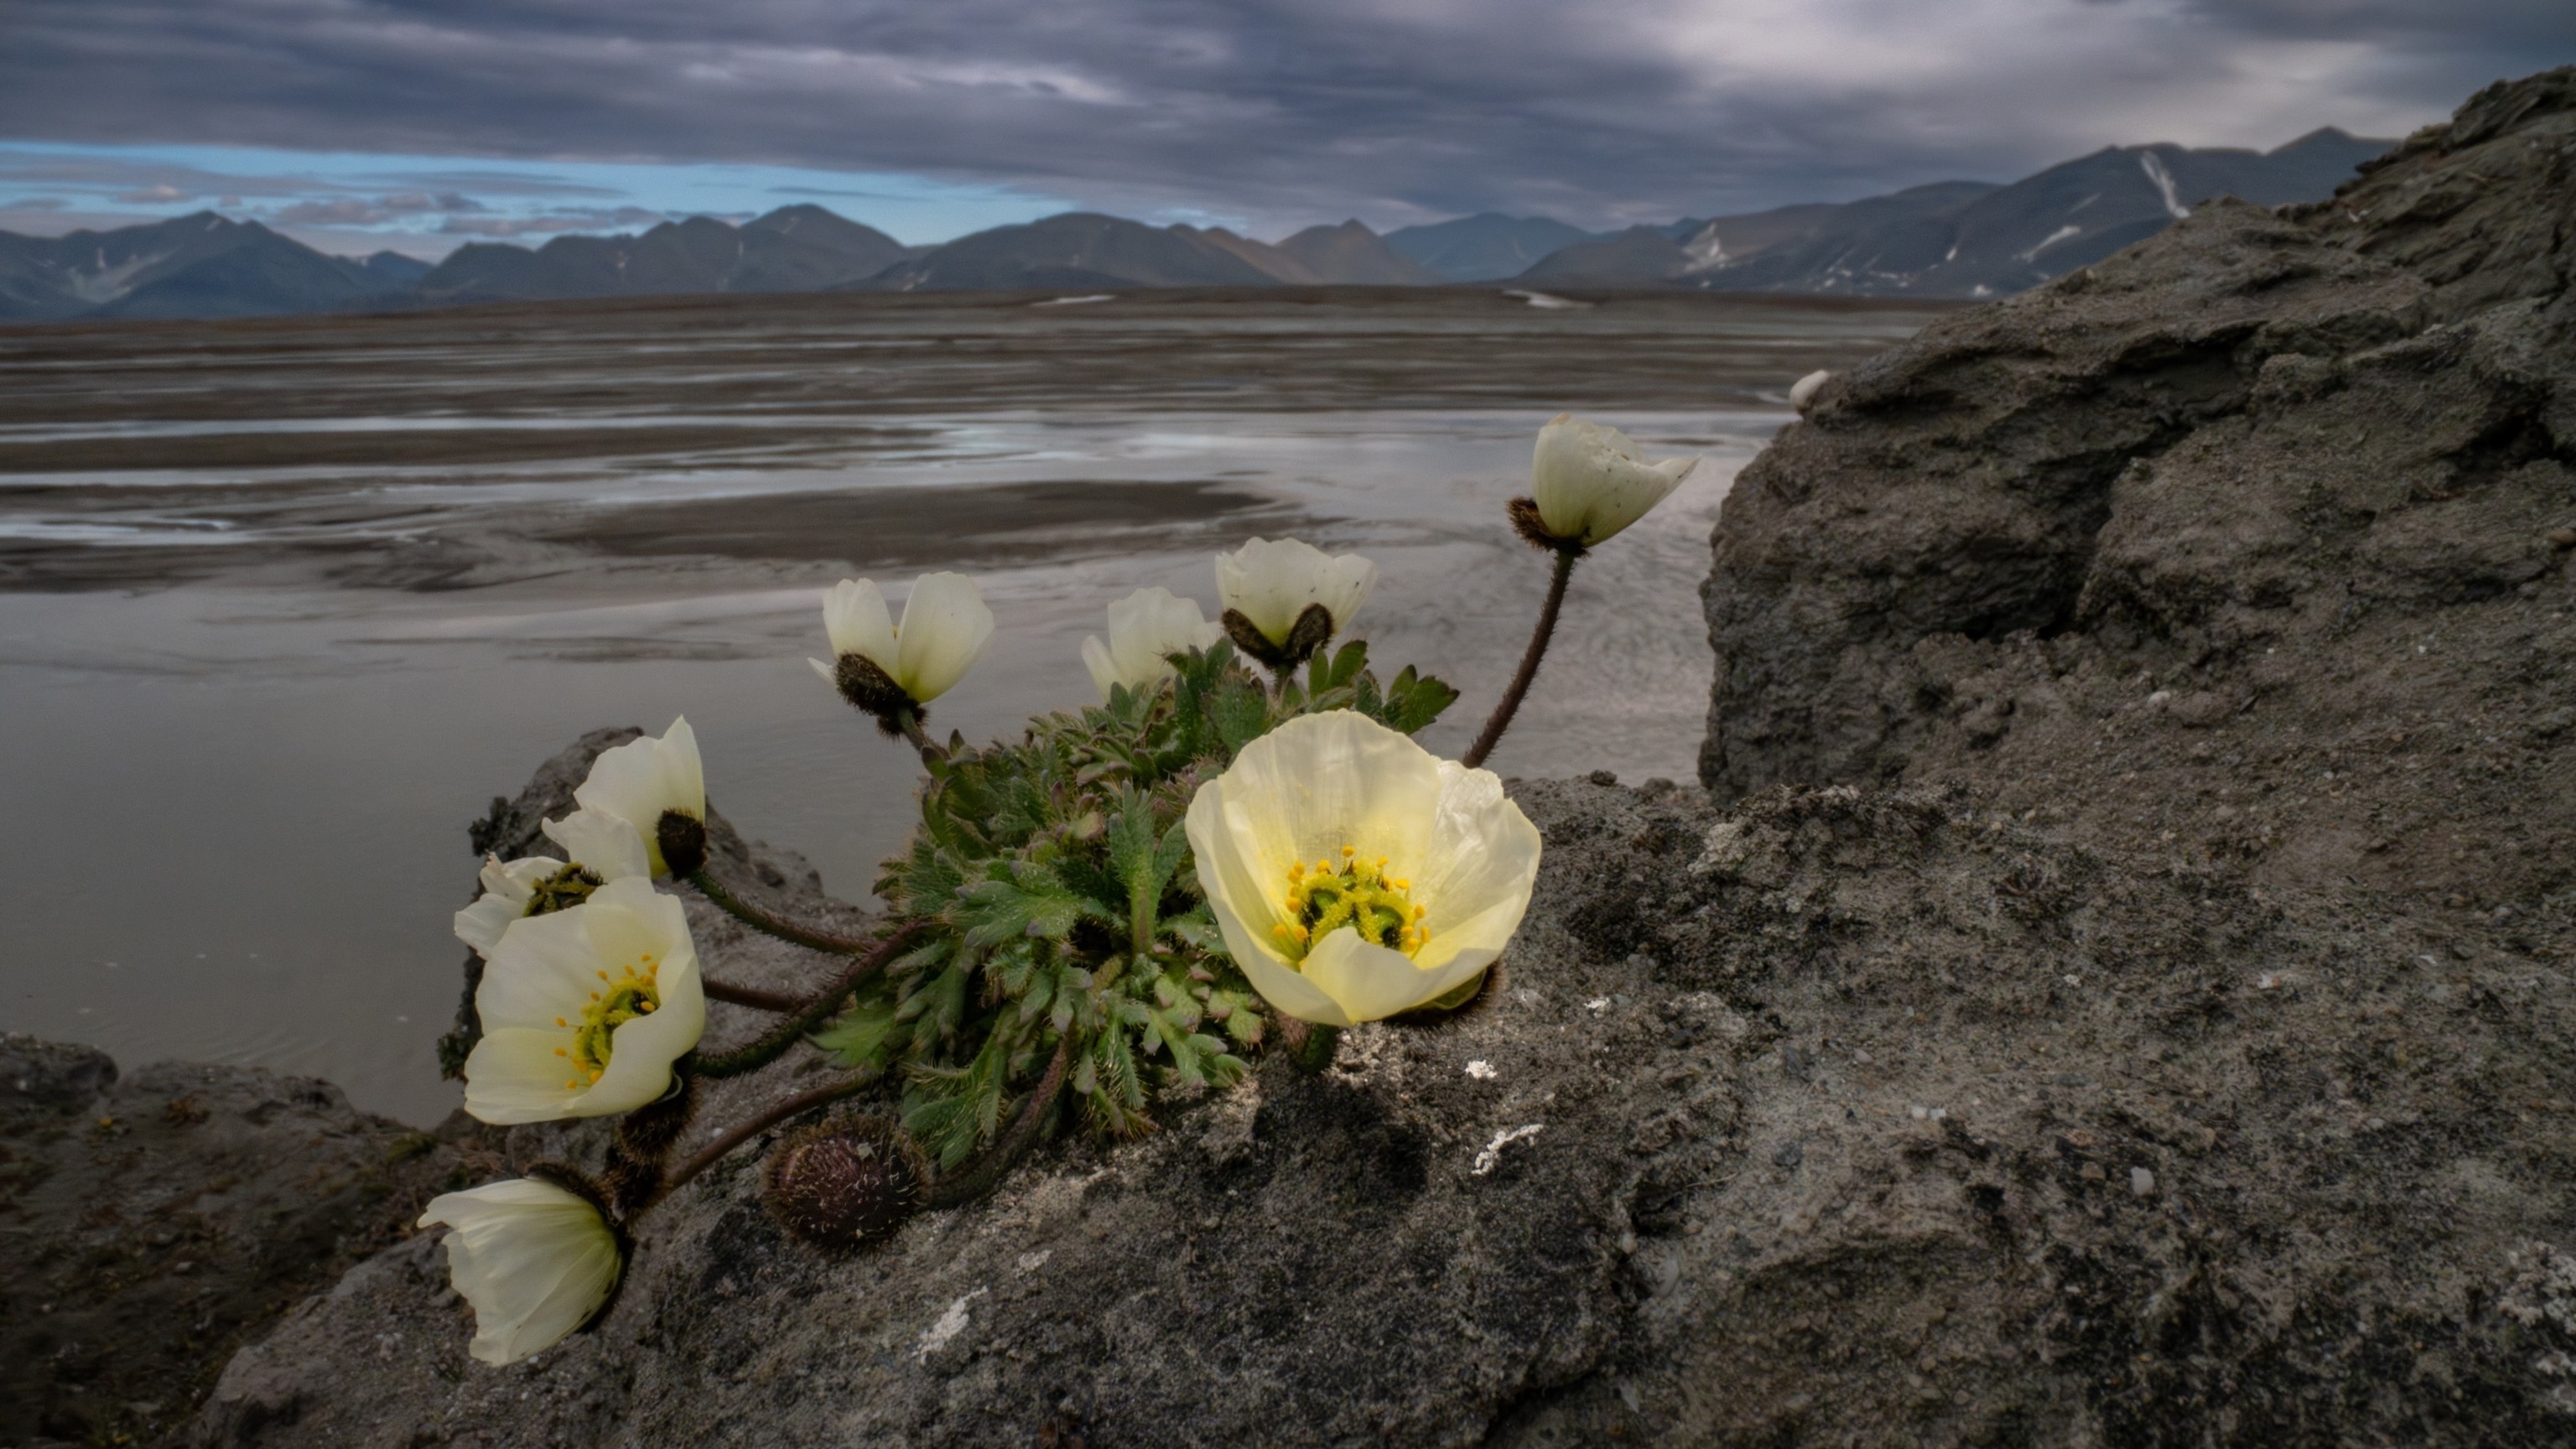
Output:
1273 846 1428 963
555 953 662 1088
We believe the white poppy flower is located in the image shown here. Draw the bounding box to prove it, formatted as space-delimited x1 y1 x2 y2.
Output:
1215 538 1376 651
1082 587 1224 700
808 573 995 707
462 876 706 1124
417 1176 623 1365
1529 413 1700 548
572 718 706 877
1183 711 1541 1027
452 813 652 958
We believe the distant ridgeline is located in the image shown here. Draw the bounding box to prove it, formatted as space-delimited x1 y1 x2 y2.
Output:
0 131 2392 322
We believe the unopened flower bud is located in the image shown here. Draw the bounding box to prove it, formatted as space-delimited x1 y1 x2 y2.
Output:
1215 538 1374 672
762 1117 928 1251
1527 414 1699 549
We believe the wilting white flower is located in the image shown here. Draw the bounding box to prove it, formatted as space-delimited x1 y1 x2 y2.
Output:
417 1177 623 1365
1082 587 1223 699
462 876 705 1124
1529 413 1700 548
452 812 652 958
572 718 706 878
1789 368 1832 413
808 573 995 707
1214 538 1376 651
1184 711 1541 1026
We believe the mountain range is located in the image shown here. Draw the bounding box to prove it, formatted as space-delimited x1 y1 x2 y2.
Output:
0 129 2393 322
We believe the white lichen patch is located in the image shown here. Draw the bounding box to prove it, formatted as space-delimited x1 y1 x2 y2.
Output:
1464 1060 1498 1080
1472 1123 1544 1176
912 1286 989 1361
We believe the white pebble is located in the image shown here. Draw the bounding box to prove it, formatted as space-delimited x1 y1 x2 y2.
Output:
1586 996 1611 1012
2130 1167 2157 1197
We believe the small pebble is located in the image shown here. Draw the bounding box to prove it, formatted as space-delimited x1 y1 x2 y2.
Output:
2130 1167 2156 1197
1586 996 1610 1012
1464 1060 1498 1080
2080 1162 2106 1182
2547 527 2576 550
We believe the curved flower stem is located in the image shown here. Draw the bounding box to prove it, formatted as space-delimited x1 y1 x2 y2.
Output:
893 708 945 763
702 979 806 1013
647 1073 874 1208
689 870 883 956
693 921 928 1079
927 1036 1072 1209
1461 544 1581 771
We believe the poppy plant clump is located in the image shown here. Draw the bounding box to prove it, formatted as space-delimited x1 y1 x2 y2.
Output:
411 417 1697 1366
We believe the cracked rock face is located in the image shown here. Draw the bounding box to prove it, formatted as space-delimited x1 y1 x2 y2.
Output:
1700 69 2576 912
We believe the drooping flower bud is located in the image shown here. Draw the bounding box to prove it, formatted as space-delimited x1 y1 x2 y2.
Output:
808 574 995 733
417 1167 628 1366
762 1116 929 1251
1524 413 1700 550
1214 537 1375 673
1082 586 1224 700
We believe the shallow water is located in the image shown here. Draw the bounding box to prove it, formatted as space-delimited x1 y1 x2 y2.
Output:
0 290 1941 1123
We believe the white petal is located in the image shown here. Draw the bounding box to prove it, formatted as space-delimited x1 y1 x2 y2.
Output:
460 1029 586 1124
418 1178 621 1365
823 578 897 667
809 657 836 685
1405 761 1543 974
475 907 601 1032
1302 927 1492 1023
893 571 995 703
540 811 651 882
1081 635 1120 701
1214 537 1375 643
1186 771 1348 1026
1530 413 1700 546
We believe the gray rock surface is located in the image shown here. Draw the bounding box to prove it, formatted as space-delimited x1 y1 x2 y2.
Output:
1 1036 480 1446
1700 68 2575 921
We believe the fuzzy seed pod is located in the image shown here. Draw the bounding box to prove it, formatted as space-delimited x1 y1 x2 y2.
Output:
762 1116 928 1251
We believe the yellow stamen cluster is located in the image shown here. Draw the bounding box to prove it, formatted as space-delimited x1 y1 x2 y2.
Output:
1271 849 1430 963
559 952 662 1090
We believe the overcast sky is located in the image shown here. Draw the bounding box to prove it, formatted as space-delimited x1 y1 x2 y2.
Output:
2 1 2568 256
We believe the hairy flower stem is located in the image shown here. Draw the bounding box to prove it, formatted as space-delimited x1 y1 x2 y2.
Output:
702 979 806 1013
927 1036 1072 1209
648 1074 875 1208
1281 1018 1342 1073
894 709 943 763
690 870 882 955
1461 545 1581 770
692 921 928 1079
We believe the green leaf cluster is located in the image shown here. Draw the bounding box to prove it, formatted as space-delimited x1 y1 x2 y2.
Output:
812 639 1454 1166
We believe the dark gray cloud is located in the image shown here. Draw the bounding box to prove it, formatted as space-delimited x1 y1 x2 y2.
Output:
2 1 2568 233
